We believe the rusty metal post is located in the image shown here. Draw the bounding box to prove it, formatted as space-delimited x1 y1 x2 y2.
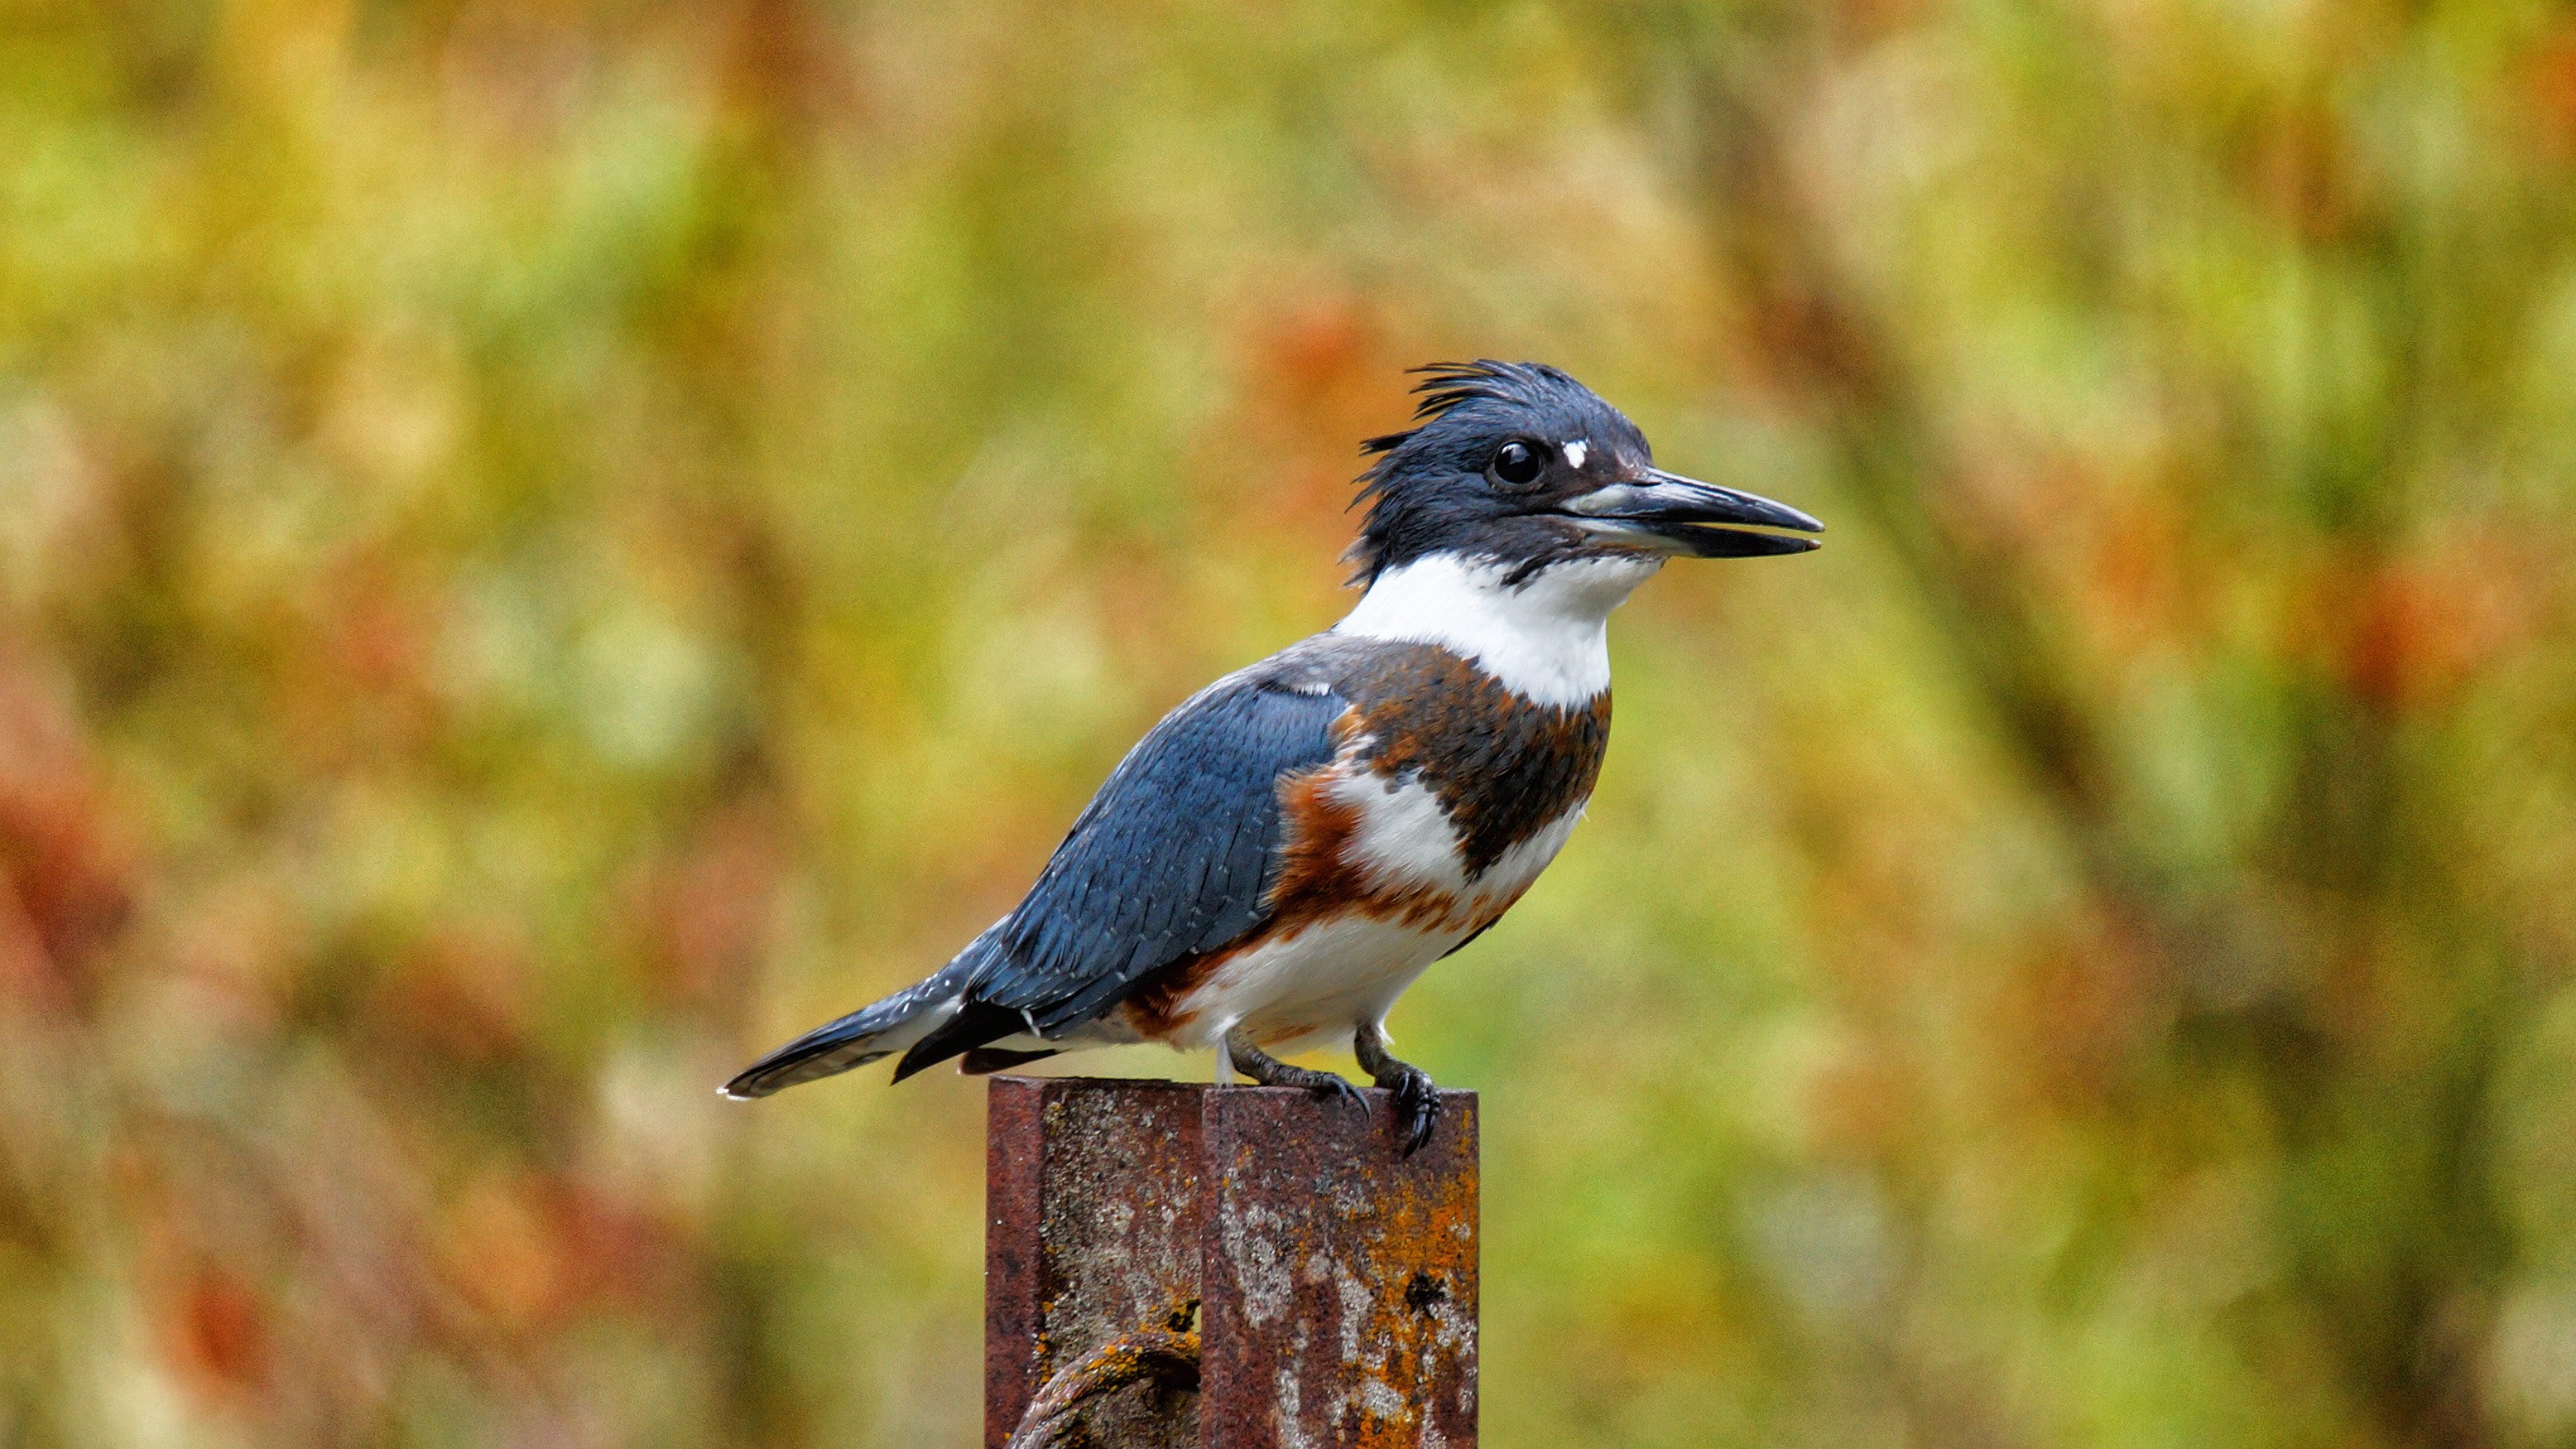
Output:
986 1077 1208 1449
985 1076 1478 1448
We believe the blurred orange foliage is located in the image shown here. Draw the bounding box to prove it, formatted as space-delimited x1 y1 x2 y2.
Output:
3 2 2575 1447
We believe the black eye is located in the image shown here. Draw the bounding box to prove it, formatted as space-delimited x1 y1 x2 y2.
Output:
1491 440 1545 487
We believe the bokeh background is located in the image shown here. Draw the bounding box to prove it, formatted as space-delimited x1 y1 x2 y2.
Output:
6 0 2576 1444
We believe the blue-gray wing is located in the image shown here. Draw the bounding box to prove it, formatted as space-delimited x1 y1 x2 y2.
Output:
730 661 1352 1094
975 671 1349 1035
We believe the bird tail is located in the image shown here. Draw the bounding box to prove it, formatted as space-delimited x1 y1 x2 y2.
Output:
720 928 1000 1100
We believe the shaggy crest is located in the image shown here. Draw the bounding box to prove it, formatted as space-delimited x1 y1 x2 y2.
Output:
1343 360 1636 585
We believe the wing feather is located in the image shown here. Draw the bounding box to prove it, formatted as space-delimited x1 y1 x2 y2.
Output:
945 668 1349 1052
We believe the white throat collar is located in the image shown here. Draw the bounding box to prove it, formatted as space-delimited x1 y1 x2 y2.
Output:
1332 551 1658 707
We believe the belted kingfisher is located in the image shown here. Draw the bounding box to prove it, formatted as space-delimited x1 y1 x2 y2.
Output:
723 362 1821 1152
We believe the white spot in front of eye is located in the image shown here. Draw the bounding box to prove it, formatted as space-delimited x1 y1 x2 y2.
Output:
1564 440 1588 469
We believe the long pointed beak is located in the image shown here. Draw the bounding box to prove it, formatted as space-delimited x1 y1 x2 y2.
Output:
1559 469 1824 558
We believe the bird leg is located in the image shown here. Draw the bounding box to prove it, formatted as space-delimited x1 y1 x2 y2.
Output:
1224 1028 1363 1110
1354 1021 1441 1157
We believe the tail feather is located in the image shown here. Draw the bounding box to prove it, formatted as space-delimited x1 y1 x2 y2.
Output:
889 998 1034 1083
721 933 996 1100
959 1046 1061 1075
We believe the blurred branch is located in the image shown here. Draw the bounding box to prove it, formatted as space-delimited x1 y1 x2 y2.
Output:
1676 44 2160 927
1647 17 2524 1448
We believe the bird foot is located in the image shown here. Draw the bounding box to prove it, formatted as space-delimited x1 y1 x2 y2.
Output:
1225 1031 1365 1111
1379 1062 1440 1158
1354 1023 1441 1157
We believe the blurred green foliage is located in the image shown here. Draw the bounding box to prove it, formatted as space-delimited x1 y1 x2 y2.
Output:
4 0 2576 1445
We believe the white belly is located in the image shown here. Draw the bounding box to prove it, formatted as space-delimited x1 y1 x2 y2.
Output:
966 915 1465 1061
1168 792 1588 1054
986 795 1588 1063
1169 913 1475 1055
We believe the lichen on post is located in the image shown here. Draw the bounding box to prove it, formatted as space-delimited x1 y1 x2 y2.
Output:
985 1076 1478 1448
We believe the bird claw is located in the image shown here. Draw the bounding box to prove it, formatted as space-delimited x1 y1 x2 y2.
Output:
1272 1066 1361 1112
1385 1066 1440 1157
1241 1050 1364 1111
1353 1024 1443 1156
1219 1029 1372 1124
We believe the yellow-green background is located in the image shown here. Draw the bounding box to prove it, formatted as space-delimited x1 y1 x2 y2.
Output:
7 1 2576 1445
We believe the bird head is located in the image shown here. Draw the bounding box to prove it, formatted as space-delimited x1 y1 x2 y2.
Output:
1345 361 1822 587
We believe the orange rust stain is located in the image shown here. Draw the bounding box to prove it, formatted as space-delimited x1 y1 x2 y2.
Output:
1337 1172 1479 1447
1210 1107 1479 1447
